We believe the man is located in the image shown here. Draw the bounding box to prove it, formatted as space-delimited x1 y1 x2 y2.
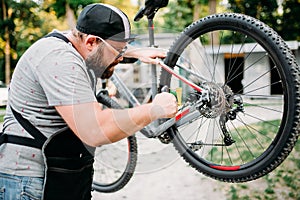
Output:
0 3 177 200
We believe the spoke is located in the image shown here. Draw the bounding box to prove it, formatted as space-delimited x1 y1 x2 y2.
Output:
243 94 283 99
230 141 245 165
199 36 215 80
225 37 265 86
236 117 274 141
243 80 282 95
242 101 283 114
227 50 267 86
210 120 218 161
175 63 209 82
227 123 250 163
236 115 266 150
226 33 249 83
242 112 280 128
241 65 277 93
179 116 208 143
212 31 223 82
216 120 227 164
224 144 234 165
202 119 214 157
230 120 255 161
194 117 205 142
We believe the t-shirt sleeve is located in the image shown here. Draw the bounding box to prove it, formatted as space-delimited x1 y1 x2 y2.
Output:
35 48 96 106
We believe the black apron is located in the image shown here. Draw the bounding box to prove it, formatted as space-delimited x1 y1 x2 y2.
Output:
0 107 95 200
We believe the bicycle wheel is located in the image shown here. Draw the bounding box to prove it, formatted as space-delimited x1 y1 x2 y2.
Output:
92 93 138 192
160 13 300 182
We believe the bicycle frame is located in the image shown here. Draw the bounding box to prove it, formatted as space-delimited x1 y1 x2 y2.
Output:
110 60 209 138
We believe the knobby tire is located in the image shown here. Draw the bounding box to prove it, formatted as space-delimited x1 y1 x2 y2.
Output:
160 13 300 182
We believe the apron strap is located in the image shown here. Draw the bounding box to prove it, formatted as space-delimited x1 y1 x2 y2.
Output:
0 107 47 149
44 32 70 43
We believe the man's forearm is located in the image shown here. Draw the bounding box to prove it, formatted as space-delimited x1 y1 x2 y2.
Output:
56 102 160 147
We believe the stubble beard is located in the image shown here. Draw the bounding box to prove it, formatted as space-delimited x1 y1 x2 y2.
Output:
85 45 115 79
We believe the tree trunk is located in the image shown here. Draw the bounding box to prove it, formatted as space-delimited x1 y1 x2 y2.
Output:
208 0 219 45
65 3 76 29
208 0 217 14
193 3 200 21
2 0 11 85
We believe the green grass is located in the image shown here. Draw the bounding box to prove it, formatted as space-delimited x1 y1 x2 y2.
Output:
203 119 300 199
0 107 5 123
223 123 300 200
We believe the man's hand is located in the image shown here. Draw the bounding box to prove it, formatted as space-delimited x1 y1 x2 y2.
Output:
151 92 178 119
124 46 166 64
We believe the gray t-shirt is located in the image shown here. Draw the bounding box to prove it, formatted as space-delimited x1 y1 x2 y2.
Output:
0 33 97 177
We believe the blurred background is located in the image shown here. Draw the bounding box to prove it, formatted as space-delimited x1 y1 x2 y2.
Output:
1 0 300 87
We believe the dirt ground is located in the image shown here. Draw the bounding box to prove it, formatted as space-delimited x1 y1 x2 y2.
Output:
92 133 227 200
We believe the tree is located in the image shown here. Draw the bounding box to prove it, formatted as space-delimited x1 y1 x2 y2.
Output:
227 0 300 41
228 0 279 31
0 0 42 85
44 0 100 29
1 0 12 85
43 0 139 30
163 0 194 32
162 0 226 33
0 0 70 85
280 0 300 40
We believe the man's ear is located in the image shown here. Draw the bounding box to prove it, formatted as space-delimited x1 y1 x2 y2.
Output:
85 36 98 51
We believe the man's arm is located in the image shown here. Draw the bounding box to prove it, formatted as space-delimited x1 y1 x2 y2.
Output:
124 45 166 64
55 92 177 147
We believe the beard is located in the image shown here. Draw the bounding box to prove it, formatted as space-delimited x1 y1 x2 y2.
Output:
85 45 117 79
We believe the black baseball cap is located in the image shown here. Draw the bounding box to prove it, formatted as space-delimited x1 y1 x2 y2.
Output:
76 3 134 42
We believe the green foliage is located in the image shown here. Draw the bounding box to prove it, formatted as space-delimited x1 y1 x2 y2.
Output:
280 0 300 40
47 0 101 18
50 0 66 18
162 0 194 32
0 0 42 79
13 0 44 48
228 0 279 29
227 0 300 41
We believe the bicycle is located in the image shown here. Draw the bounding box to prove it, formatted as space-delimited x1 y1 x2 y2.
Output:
92 0 300 193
